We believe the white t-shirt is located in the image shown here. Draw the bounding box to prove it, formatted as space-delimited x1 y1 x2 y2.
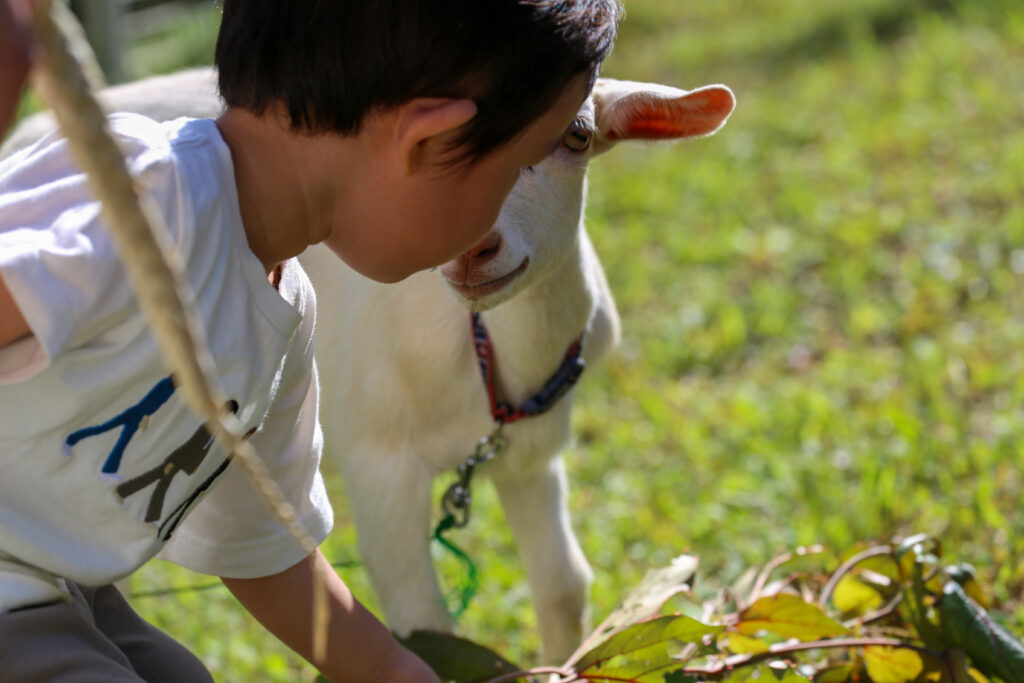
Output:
0 114 332 612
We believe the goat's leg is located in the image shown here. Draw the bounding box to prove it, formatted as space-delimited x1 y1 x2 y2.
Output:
493 456 592 665
340 447 455 636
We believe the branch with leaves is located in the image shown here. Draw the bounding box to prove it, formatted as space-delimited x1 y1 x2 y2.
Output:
392 534 1024 683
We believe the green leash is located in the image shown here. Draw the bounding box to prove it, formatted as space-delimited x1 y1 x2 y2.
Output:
432 312 585 619
433 426 506 620
433 513 481 619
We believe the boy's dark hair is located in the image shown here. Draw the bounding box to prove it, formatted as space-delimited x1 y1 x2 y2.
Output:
215 0 620 164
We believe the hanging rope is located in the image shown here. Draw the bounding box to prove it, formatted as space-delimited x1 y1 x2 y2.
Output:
28 0 330 664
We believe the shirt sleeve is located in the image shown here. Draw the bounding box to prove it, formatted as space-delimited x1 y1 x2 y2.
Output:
0 117 184 381
157 275 333 579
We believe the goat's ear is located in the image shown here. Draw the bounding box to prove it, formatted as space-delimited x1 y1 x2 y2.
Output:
593 80 735 153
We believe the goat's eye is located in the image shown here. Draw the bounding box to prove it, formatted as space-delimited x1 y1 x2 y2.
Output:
562 121 593 153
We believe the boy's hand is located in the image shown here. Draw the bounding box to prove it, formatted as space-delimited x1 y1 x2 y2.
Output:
222 549 441 683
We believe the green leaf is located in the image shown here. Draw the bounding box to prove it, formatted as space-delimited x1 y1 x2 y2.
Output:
576 642 690 682
947 563 989 608
576 614 722 673
736 594 849 641
771 667 812 682
720 668 764 683
813 664 855 682
718 666 806 683
659 671 700 683
396 630 519 683
571 555 700 665
938 581 1024 683
663 672 700 683
900 553 944 646
862 646 924 683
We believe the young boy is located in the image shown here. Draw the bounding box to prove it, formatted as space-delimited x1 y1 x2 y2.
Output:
0 1 619 681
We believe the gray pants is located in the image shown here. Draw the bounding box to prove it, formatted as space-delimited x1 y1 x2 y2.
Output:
0 582 214 682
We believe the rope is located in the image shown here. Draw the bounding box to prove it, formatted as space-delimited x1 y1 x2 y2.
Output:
433 514 481 620
29 0 330 664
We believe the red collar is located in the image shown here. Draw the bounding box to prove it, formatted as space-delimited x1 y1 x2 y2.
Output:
470 312 585 425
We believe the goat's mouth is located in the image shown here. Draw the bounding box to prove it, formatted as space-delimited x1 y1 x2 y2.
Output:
445 258 530 299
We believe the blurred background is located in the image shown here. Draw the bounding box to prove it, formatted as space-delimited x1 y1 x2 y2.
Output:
10 0 1024 679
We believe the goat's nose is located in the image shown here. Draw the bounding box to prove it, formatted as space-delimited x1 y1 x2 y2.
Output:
467 232 502 264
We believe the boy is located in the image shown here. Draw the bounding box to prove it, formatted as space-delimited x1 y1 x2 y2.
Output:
0 1 619 681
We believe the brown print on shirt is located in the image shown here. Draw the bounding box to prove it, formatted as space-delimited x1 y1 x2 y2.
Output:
115 400 253 523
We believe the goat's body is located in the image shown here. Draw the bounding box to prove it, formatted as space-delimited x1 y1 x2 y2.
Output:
303 228 617 659
0 68 220 158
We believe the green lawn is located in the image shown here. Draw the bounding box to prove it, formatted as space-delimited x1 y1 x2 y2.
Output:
16 0 1024 679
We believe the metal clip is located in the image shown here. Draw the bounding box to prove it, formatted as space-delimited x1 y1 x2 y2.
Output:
439 424 506 529
441 471 473 528
467 423 506 467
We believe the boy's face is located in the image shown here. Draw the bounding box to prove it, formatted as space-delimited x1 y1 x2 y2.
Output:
327 74 592 283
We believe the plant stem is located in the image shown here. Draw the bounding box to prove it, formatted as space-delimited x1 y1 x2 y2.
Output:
850 591 903 627
749 544 825 606
679 636 944 677
819 545 893 608
484 666 571 683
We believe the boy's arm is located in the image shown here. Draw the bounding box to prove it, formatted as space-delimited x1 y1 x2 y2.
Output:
222 549 441 683
0 0 34 136
1 0 34 349
0 279 30 348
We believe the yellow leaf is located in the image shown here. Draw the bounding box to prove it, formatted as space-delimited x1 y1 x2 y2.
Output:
962 578 989 609
736 594 849 641
832 574 884 615
863 646 924 683
967 667 990 683
724 631 769 654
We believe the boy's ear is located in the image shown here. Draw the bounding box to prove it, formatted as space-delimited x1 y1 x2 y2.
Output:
392 97 478 174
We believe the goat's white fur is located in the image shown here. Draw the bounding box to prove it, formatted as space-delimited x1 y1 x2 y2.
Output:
2 69 734 663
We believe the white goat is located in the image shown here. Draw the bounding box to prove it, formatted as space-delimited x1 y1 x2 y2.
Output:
2 69 734 662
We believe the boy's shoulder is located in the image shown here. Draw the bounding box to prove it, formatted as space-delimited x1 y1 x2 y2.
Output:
0 110 289 380
0 113 226 194
1 113 238 260
111 113 226 177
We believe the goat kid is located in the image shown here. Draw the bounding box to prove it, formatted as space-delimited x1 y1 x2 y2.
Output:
1 70 735 663
306 78 734 663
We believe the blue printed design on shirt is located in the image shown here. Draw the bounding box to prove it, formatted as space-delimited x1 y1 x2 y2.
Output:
64 376 176 474
65 377 252 537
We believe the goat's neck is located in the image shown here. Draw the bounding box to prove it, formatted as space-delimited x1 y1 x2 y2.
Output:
477 226 597 403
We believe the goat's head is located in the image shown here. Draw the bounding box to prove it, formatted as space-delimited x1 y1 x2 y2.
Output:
439 78 735 311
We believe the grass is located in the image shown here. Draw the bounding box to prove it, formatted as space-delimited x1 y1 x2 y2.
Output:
13 0 1024 679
